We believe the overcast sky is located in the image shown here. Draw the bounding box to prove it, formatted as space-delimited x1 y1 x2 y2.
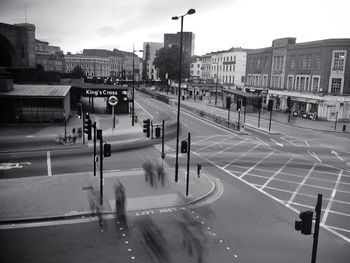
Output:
0 0 349 56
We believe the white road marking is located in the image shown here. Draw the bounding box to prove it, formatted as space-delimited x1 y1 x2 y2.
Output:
135 101 154 119
192 135 226 146
195 136 235 153
286 162 317 207
305 140 310 148
308 151 322 162
240 150 275 178
322 169 343 225
331 150 344 161
255 137 269 147
260 156 295 190
210 140 246 157
222 145 260 169
270 138 283 147
47 151 52 176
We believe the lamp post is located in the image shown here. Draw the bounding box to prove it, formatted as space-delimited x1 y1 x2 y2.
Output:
132 46 143 126
172 8 196 182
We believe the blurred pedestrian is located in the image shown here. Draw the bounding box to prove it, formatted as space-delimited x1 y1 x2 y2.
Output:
77 127 82 143
114 180 128 232
72 128 77 144
88 186 104 232
156 162 167 187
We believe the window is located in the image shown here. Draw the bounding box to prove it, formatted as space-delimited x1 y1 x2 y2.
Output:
311 76 320 92
331 78 342 93
333 51 345 71
287 75 294 90
241 76 245 83
314 54 321 70
290 56 295 70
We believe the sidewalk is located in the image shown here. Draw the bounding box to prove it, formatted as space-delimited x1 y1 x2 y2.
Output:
155 89 350 134
0 164 215 224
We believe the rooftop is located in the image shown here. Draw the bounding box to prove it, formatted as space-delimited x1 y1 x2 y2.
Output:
0 84 71 97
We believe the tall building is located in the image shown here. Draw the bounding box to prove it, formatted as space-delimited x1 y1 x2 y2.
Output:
245 37 350 121
190 56 202 79
143 42 163 81
164 32 195 56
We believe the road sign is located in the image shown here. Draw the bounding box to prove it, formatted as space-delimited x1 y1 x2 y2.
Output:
108 96 118 106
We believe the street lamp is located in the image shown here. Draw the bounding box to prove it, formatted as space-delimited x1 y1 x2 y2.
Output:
172 8 196 182
132 46 143 126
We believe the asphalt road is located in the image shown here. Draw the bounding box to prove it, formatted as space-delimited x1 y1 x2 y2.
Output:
1 91 349 262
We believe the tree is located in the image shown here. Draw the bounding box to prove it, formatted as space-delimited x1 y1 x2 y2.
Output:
153 45 191 81
71 65 85 78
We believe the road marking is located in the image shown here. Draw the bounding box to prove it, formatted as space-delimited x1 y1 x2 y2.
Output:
260 156 295 190
331 150 344 161
255 137 269 147
305 140 310 148
135 101 154 119
270 138 283 147
47 151 52 176
195 136 235 153
210 140 246 157
286 162 317 207
308 151 322 162
322 169 343 225
0 162 31 170
192 135 226 146
222 145 260 169
240 150 275 178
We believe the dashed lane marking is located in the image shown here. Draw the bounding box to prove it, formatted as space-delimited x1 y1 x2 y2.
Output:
47 151 52 176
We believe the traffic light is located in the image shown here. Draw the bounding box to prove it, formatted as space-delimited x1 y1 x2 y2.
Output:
84 114 92 140
268 99 274 112
226 96 231 109
242 97 247 107
103 143 111 157
181 140 188 153
237 99 241 111
143 119 150 138
295 210 313 235
155 127 161 138
197 163 201 177
78 103 82 119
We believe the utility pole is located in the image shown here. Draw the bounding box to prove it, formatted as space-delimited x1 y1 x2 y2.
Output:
312 194 322 263
97 129 103 205
186 132 191 196
93 122 97 177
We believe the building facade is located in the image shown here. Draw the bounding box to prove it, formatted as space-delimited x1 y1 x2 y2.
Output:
35 39 64 72
64 53 110 77
190 56 202 79
245 38 350 121
143 42 163 81
164 32 195 56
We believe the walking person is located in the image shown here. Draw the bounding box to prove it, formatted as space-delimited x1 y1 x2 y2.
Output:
72 128 77 144
88 186 104 232
114 180 128 232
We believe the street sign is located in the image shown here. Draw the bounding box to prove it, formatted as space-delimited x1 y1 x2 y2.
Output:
108 95 118 106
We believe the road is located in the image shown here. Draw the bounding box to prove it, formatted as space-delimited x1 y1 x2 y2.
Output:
0 90 349 262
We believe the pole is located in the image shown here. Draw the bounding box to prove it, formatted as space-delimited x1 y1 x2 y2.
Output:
334 112 338 130
258 107 261 128
269 109 272 132
64 116 67 143
93 122 96 176
99 132 103 206
186 132 191 196
162 120 165 158
151 121 153 139
244 104 246 123
215 64 218 106
132 45 135 126
112 105 115 129
238 109 241 131
175 15 184 183
227 104 230 127
311 194 322 263
82 111 85 144
92 98 94 113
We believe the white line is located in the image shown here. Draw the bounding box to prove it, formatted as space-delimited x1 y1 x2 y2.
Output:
210 140 246 157
135 101 154 119
196 136 235 153
326 225 350 234
305 140 310 148
47 151 52 176
287 162 317 207
260 156 295 190
192 135 225 146
309 151 322 162
322 169 343 225
240 150 275 178
255 137 269 146
222 145 260 169
270 138 283 147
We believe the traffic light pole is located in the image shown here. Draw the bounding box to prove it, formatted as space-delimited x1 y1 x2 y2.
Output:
162 120 165 159
269 109 272 132
311 194 322 263
82 112 85 144
238 109 241 132
258 107 261 128
98 130 104 206
227 103 230 127
93 122 96 177
186 132 191 196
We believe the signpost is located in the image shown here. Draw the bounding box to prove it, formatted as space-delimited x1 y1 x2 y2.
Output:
108 96 118 129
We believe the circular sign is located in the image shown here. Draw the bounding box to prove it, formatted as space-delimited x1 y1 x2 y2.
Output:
260 90 268 97
108 96 118 106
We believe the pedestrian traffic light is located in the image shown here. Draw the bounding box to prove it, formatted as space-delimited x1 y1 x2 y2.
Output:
103 143 111 157
237 99 242 111
143 119 150 137
181 140 188 153
155 127 161 138
295 210 313 235
268 99 274 112
84 114 92 140
226 96 231 109
242 97 247 107
197 163 201 177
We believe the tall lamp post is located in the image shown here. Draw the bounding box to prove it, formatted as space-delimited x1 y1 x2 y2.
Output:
172 8 196 182
132 46 143 126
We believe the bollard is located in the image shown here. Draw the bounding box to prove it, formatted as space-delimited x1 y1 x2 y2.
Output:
343 125 346 132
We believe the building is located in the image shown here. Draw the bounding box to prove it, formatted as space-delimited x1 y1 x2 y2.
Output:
143 42 163 81
245 38 350 121
164 32 195 56
35 39 64 72
201 53 212 80
190 56 202 80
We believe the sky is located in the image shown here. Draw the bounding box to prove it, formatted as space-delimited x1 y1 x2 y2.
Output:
0 0 349 56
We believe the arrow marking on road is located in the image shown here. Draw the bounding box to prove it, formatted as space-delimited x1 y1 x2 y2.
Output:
331 150 344 161
270 138 283 147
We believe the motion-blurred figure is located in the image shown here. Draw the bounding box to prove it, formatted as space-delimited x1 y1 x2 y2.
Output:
87 185 104 232
114 180 128 231
136 216 170 263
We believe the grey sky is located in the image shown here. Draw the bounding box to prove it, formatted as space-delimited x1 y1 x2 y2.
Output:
0 0 349 55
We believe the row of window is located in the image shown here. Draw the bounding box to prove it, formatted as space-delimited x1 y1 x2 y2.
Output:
65 58 109 63
212 55 236 63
